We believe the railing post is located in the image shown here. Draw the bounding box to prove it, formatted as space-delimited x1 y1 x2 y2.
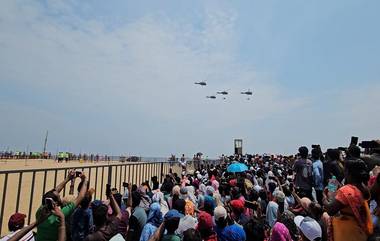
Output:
27 171 36 224
108 165 112 185
0 173 9 235
160 162 164 183
16 172 23 212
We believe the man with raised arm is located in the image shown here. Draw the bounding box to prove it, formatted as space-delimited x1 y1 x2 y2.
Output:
36 170 88 241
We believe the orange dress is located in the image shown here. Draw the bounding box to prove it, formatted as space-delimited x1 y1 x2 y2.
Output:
330 184 373 241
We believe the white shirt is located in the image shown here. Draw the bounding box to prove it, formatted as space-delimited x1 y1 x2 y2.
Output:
0 229 34 241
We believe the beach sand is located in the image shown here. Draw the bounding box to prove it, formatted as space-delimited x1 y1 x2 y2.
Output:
0 159 184 236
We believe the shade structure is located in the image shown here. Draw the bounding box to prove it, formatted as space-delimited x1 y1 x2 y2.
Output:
227 162 248 173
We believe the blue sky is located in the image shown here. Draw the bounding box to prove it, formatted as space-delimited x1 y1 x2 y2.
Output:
1 0 379 157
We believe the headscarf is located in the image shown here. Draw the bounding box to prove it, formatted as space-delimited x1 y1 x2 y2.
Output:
138 186 152 211
277 210 298 241
152 191 169 216
197 174 203 181
147 203 163 227
185 200 195 216
221 224 246 241
197 211 214 233
213 193 224 207
203 195 216 215
139 203 163 241
206 186 215 196
172 185 181 196
199 184 207 195
270 222 292 241
212 180 220 193
186 186 197 205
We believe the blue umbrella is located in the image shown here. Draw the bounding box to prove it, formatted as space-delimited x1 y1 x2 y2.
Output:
227 162 248 173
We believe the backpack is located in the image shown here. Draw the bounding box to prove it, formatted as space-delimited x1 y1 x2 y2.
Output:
301 160 313 181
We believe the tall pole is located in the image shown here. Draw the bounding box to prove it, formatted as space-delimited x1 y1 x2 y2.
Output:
43 130 49 155
25 145 29 166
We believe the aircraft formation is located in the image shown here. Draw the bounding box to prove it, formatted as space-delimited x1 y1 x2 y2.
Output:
194 81 253 100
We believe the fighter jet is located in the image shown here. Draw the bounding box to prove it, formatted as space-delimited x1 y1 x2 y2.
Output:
206 96 216 99
241 90 253 95
195 81 207 86
216 91 228 95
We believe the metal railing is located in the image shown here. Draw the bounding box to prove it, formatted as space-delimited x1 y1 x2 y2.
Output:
0 161 171 236
0 158 221 236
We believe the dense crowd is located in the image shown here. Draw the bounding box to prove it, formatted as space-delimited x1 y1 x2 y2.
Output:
2 142 380 241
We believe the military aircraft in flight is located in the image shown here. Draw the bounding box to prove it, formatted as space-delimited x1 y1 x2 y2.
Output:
195 81 207 86
241 90 253 95
216 91 228 95
206 96 216 99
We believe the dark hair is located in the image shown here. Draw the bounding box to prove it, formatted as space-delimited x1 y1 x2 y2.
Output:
249 189 259 202
8 217 24 232
173 199 186 214
42 189 59 205
165 218 180 234
268 182 277 194
132 191 141 208
243 218 265 241
278 201 285 214
345 159 369 184
80 193 92 209
298 146 309 159
172 194 179 209
347 145 361 159
215 215 227 228
258 189 267 201
93 204 108 227
326 149 340 161
309 202 323 220
311 148 320 160
183 228 202 241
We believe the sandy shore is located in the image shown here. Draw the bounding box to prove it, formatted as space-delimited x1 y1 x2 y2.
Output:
0 159 183 236
0 158 131 171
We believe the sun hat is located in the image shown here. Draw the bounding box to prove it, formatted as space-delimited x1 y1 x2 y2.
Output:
214 206 227 221
294 216 322 241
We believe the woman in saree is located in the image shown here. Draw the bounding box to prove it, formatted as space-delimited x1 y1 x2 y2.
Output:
323 158 373 241
139 203 163 241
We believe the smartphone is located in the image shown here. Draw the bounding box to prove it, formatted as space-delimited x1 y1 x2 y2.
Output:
106 184 111 197
45 197 55 210
75 171 82 177
350 136 359 146
244 200 258 210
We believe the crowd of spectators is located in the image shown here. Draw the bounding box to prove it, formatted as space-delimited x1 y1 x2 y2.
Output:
2 141 380 241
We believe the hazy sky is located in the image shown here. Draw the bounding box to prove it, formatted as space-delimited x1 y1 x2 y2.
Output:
1 0 379 157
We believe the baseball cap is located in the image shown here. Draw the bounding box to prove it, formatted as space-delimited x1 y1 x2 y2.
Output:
8 213 26 231
164 209 183 220
214 206 227 221
294 216 322 241
230 199 245 213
